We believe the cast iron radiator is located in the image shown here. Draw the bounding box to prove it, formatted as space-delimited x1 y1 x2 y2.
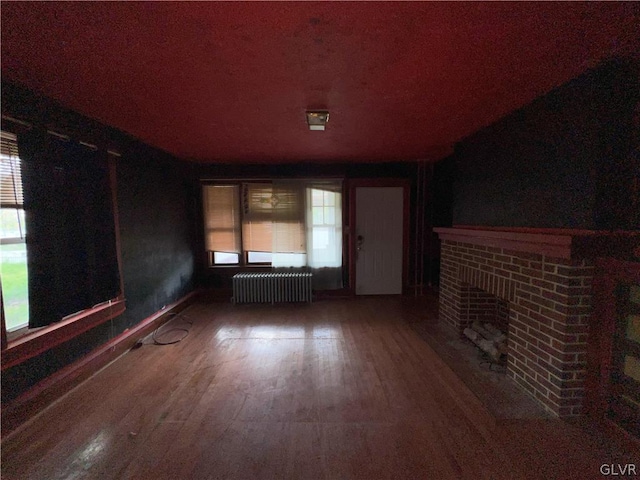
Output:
232 272 313 304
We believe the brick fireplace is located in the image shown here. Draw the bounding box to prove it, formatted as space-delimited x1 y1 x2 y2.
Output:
434 227 636 418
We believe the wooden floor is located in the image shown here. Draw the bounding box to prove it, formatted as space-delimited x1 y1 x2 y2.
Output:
2 297 637 479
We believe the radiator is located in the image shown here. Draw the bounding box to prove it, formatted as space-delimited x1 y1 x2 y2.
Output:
232 272 313 304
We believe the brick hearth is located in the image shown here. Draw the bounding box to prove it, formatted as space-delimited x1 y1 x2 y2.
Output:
434 227 636 418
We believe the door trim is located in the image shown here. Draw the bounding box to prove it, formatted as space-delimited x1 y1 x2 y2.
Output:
347 179 410 295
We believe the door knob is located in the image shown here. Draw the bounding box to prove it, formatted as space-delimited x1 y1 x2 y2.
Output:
356 235 364 251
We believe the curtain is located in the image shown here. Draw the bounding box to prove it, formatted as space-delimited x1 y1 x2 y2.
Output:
18 129 120 328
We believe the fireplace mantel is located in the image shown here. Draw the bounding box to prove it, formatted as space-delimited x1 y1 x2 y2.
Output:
433 227 639 260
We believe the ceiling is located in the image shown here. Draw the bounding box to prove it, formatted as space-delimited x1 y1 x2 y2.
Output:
1 2 638 164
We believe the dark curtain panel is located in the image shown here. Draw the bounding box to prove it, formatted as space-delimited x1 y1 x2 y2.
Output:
18 130 120 328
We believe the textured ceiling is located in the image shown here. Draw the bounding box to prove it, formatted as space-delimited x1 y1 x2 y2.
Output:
2 2 638 164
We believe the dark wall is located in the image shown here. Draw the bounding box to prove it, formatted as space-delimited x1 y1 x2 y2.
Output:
198 161 418 180
1 84 198 402
421 156 454 286
432 156 454 229
452 58 639 230
114 148 197 332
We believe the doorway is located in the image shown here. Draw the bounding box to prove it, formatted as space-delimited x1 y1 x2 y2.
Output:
352 183 407 295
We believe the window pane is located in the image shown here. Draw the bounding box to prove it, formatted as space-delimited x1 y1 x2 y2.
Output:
312 189 324 207
312 227 330 249
272 253 306 267
213 251 239 265
18 208 25 236
311 227 338 264
248 251 272 263
312 206 323 224
0 242 29 331
1 208 25 239
324 206 335 224
307 185 342 270
323 190 335 206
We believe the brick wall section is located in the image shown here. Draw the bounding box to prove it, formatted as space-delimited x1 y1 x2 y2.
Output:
458 285 510 333
459 286 497 330
495 298 510 333
439 240 594 417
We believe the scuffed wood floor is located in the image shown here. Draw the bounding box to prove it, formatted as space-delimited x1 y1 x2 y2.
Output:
2 297 637 479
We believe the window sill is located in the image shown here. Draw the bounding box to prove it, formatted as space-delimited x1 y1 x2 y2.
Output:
6 324 41 343
1 298 126 370
207 264 273 269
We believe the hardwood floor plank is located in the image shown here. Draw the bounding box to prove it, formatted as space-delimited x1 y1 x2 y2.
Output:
2 297 636 480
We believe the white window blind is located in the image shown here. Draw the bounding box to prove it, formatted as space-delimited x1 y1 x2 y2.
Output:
272 181 306 254
241 182 306 256
202 179 342 274
242 183 273 253
0 131 23 208
202 185 241 253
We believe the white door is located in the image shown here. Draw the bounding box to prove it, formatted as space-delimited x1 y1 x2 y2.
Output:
355 187 404 295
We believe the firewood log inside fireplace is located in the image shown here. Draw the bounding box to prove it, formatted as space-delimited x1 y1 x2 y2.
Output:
463 321 508 363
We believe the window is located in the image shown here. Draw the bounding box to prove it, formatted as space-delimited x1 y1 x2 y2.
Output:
307 187 342 268
1 128 125 367
0 132 29 332
242 183 278 264
202 180 342 271
18 128 121 328
203 185 241 265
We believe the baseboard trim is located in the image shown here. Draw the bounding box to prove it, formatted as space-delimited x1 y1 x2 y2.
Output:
315 288 353 299
1 290 200 439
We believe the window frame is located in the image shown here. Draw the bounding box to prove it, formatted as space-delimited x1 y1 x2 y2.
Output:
1 136 29 333
202 179 343 269
245 250 273 266
307 186 342 268
1 131 126 368
203 180 277 268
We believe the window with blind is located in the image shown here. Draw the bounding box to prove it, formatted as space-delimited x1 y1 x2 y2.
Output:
1 131 29 332
203 185 241 265
202 180 342 270
242 183 275 263
1 132 25 241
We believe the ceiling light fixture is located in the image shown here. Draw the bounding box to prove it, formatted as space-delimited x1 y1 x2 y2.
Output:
306 110 329 131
